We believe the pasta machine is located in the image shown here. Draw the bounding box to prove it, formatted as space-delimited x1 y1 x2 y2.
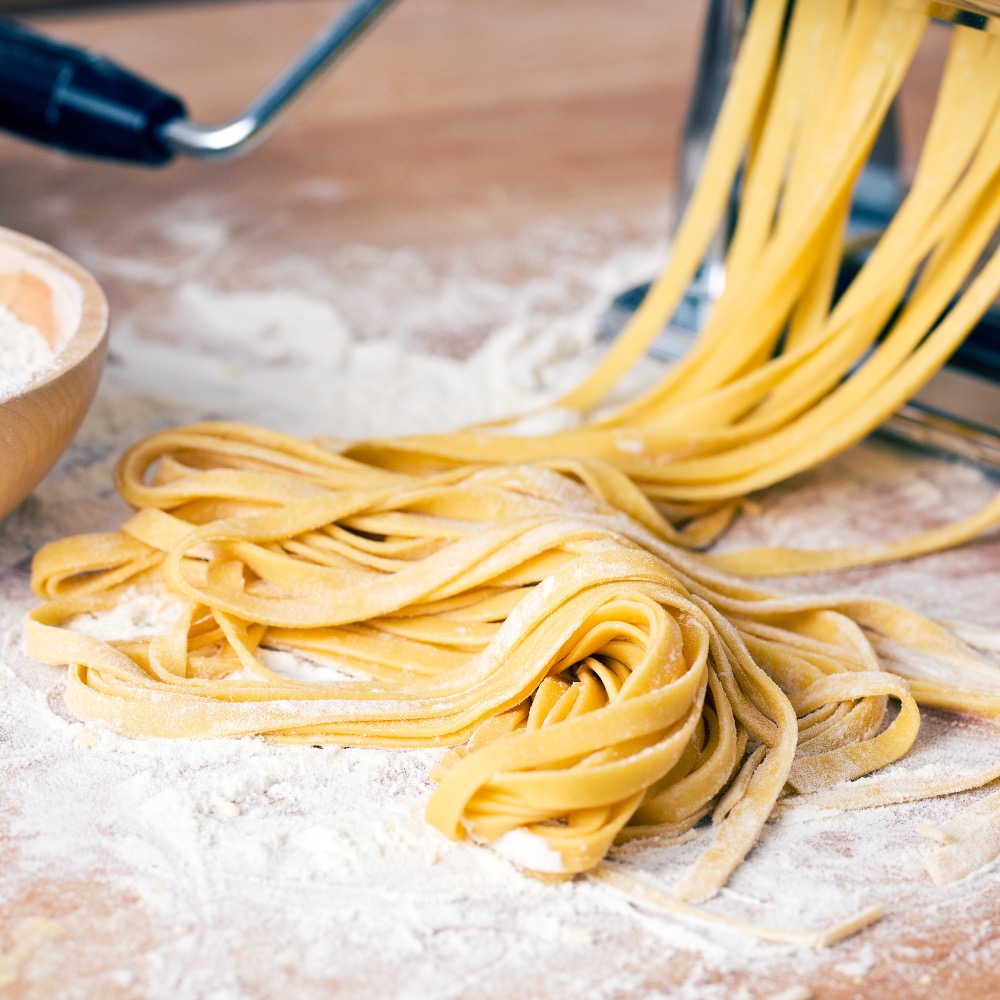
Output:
603 0 1000 473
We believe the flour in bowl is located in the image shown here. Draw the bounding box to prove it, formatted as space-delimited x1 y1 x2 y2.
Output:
0 304 54 400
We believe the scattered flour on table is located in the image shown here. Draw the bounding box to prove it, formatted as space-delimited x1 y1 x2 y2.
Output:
3 213 1000 997
492 828 567 875
0 304 54 400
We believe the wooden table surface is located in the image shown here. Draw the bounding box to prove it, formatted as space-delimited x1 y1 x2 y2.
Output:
0 0 689 246
2 3 996 999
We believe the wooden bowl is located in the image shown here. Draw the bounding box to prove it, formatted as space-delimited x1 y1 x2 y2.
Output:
0 227 109 522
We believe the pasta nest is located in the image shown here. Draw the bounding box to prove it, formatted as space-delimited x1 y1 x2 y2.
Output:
27 423 944 899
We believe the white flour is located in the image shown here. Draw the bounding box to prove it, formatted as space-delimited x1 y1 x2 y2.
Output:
4 210 1000 998
0 304 54 400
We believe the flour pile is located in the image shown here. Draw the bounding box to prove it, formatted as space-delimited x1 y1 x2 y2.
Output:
0 305 53 400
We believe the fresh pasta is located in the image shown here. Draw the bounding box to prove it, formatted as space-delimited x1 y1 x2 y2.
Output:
25 0 1000 919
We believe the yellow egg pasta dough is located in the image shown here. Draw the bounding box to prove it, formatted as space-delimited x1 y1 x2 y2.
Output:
25 0 1000 936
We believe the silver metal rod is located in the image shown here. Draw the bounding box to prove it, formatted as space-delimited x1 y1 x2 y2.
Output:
161 0 400 161
880 405 1000 477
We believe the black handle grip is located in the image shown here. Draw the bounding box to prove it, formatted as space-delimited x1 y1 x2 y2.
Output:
0 19 187 165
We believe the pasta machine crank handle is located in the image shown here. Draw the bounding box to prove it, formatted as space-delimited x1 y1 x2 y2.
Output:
0 0 400 166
